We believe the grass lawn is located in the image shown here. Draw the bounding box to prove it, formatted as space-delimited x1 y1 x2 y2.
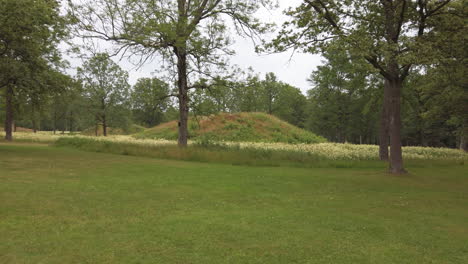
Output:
0 143 467 263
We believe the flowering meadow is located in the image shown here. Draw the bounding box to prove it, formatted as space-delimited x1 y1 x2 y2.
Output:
2 131 466 161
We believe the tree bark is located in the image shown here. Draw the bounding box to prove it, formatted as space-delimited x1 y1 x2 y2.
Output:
388 78 406 174
32 105 37 133
4 85 14 141
95 121 99 137
379 80 390 161
102 114 107 136
99 97 107 136
69 111 74 133
176 47 189 147
53 109 57 134
378 0 407 174
460 125 467 152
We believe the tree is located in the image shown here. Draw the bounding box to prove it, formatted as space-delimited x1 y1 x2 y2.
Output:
260 73 307 127
262 72 280 115
47 73 80 134
131 77 171 127
0 0 67 140
69 0 273 146
418 0 467 151
269 0 456 173
306 47 381 143
77 53 131 136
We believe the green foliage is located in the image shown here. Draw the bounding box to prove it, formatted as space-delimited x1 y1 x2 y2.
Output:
0 0 67 88
0 0 69 139
190 72 308 127
131 77 171 127
136 112 326 144
305 45 381 144
77 53 131 133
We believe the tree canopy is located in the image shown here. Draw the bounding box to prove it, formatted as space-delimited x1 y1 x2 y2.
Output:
268 0 460 173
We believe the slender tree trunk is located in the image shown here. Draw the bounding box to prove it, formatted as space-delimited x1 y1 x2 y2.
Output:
268 92 273 114
53 109 57 134
95 120 99 137
379 80 390 161
32 105 37 133
176 48 189 147
4 85 14 141
100 98 107 136
388 78 406 174
103 114 107 136
12 120 16 132
69 111 74 133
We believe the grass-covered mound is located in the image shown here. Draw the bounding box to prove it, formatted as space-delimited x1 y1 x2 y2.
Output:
136 112 326 143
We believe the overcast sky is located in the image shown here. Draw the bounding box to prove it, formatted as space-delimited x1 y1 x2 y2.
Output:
68 0 323 94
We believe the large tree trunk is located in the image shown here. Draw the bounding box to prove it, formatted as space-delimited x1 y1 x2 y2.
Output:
379 80 390 161
101 99 107 136
176 48 189 147
32 103 37 133
388 78 406 174
378 0 408 174
460 125 467 152
4 85 14 141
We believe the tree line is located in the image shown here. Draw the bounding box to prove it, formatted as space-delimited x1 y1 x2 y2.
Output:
1 0 466 174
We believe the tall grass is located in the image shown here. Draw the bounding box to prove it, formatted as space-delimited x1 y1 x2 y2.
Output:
3 131 466 168
54 137 466 169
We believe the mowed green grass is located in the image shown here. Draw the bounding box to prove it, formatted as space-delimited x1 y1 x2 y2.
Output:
0 144 467 264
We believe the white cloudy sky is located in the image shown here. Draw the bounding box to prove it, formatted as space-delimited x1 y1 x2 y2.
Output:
67 0 323 94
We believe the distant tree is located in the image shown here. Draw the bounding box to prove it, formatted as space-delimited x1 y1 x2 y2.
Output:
131 78 171 127
419 0 467 151
262 73 280 115
260 73 307 127
48 74 81 134
274 84 308 128
188 71 308 127
192 77 239 114
238 75 266 113
305 46 381 143
77 54 131 136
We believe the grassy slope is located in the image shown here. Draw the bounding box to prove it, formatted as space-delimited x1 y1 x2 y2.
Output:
136 112 326 143
1 143 467 263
